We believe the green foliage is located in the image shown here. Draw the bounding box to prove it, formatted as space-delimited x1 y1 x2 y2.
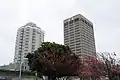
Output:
37 42 72 56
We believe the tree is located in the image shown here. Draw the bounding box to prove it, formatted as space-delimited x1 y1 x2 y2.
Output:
27 42 120 80
76 55 103 80
97 52 120 80
26 42 81 80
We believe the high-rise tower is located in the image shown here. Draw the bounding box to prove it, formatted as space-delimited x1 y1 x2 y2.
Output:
14 22 44 71
64 14 96 56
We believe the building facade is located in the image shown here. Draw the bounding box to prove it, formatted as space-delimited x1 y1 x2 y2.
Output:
14 22 44 71
64 14 96 56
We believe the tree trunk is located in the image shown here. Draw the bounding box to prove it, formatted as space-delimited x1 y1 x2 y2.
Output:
117 75 119 80
90 77 92 80
119 75 120 80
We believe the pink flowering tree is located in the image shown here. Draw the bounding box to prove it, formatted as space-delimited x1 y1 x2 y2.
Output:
76 55 104 80
97 52 120 80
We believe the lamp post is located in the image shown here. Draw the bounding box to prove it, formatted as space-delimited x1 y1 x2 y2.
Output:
19 61 23 80
19 58 28 80
35 71 38 80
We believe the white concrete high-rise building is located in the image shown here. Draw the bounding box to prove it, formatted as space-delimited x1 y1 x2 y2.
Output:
14 22 44 71
64 14 96 56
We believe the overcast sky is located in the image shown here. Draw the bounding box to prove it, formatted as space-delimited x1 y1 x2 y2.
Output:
0 0 120 65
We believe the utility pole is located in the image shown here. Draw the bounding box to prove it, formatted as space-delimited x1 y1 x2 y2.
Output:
35 71 38 80
19 62 23 80
19 51 22 80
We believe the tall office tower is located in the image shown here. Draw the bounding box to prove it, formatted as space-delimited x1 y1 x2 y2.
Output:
14 22 44 71
64 14 96 56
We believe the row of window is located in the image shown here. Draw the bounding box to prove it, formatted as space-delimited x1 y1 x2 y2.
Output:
69 43 94 48
81 28 93 34
64 36 81 41
64 28 93 35
66 41 95 48
23 45 35 52
64 36 94 43
64 25 79 30
80 45 95 50
64 32 93 38
70 47 95 54
20 32 36 36
81 19 93 28
64 18 79 26
19 39 36 46
64 18 93 28
67 44 95 53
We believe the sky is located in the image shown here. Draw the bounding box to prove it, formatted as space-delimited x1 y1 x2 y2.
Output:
0 0 120 65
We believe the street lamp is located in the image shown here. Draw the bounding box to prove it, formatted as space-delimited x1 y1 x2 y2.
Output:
19 61 23 80
19 58 27 80
35 71 38 80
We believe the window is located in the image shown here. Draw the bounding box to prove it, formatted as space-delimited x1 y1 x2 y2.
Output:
18 52 22 55
70 48 75 51
69 26 74 29
26 32 29 34
75 24 79 27
25 40 29 42
72 49 75 51
74 18 79 22
20 38 23 40
20 29 24 32
24 49 28 51
70 41 74 44
32 32 36 35
69 20 73 24
25 47 28 48
32 45 35 48
81 18 84 22
70 46 75 49
18 60 21 62
20 35 23 37
90 25 93 28
26 35 29 37
25 43 28 45
64 31 68 34
75 29 80 33
70 36 74 39
64 22 68 26
76 42 81 45
76 48 81 51
32 35 36 38
26 27 30 31
76 40 80 43
32 41 35 43
19 47 22 49
70 34 74 37
85 20 88 24
19 50 22 53
26 38 29 40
